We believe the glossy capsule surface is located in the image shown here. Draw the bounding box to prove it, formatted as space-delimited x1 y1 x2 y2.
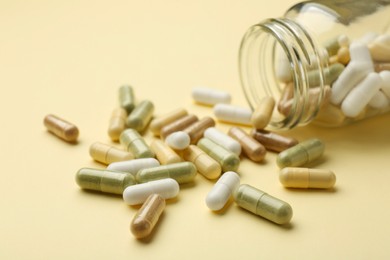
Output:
76 168 136 194
160 114 199 140
183 116 215 144
181 145 221 180
234 184 293 225
120 129 155 158
251 96 275 130
131 194 166 239
149 108 188 136
126 100 154 132
107 107 127 142
107 158 160 176
136 162 197 184
89 142 134 165
250 129 298 153
204 127 241 156
150 139 182 165
228 127 266 162
205 171 240 211
44 114 79 142
119 85 135 113
279 167 336 189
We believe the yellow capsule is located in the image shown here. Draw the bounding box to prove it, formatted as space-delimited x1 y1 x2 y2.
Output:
279 167 336 189
89 142 134 165
44 114 79 142
251 96 275 130
181 145 221 180
107 107 127 142
149 108 188 136
150 139 182 165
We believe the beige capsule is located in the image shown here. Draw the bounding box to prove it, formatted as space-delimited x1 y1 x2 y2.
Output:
374 62 390 72
181 145 221 180
183 116 215 144
250 129 298 153
228 127 266 162
279 167 336 189
251 96 275 130
44 114 79 142
107 107 127 142
160 114 199 140
89 142 134 165
149 108 188 136
337 46 351 65
277 83 293 115
150 139 181 165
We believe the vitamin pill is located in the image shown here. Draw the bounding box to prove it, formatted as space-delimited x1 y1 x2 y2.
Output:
130 194 166 239
136 162 197 184
250 129 298 153
250 96 275 130
126 100 154 132
197 138 240 172
234 184 293 225
120 129 155 158
123 178 179 205
276 138 325 168
368 91 389 109
279 167 336 189
181 145 221 180
205 171 240 211
183 116 215 144
228 127 266 163
350 42 374 63
149 108 188 136
203 127 241 156
337 47 350 65
76 168 136 194
107 158 160 176
213 104 252 126
150 139 182 165
307 63 345 87
107 107 127 142
374 62 390 72
314 103 346 126
43 114 79 142
160 114 199 140
165 131 191 150
192 87 231 106
119 85 135 113
89 142 134 165
369 34 390 62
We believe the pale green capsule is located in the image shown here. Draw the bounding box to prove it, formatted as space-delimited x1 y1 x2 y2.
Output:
119 85 135 113
197 138 240 172
136 162 197 184
308 63 345 87
75 168 136 194
120 129 155 158
234 184 293 225
276 138 324 168
126 100 154 132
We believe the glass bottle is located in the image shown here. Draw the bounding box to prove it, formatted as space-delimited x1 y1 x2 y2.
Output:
239 0 390 129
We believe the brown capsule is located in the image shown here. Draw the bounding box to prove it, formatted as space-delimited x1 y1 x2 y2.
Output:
107 107 127 142
149 108 188 136
250 129 298 153
277 83 294 115
183 116 215 144
228 127 266 162
160 114 199 140
130 194 166 239
44 114 79 142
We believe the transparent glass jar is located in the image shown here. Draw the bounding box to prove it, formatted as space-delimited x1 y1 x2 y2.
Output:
239 0 390 129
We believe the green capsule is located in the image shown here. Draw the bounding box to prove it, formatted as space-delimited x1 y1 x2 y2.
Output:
126 100 154 132
75 168 136 194
234 184 293 225
197 138 240 172
308 63 345 87
119 85 135 113
276 138 324 168
120 129 155 158
136 162 197 184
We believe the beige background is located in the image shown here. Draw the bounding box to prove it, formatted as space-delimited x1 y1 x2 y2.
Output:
1 0 390 259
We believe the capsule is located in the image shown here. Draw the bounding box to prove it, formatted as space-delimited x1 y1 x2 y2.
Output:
250 129 298 153
130 194 166 239
197 138 240 172
204 127 241 156
191 87 231 106
126 100 154 132
43 114 79 142
107 158 160 176
119 85 135 113
136 162 197 184
165 131 191 150
183 116 216 144
181 145 221 180
76 168 136 194
149 108 188 136
279 167 336 189
150 139 182 165
120 129 155 158
89 142 134 165
234 184 293 225
228 127 266 162
205 171 240 211
213 104 252 126
160 114 199 140
276 138 325 168
123 178 179 205
251 97 275 130
107 107 127 142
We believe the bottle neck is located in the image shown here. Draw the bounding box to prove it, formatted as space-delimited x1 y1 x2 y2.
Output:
239 18 329 130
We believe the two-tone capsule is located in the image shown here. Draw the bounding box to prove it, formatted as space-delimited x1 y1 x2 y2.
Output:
205 171 240 211
279 167 336 189
89 142 134 165
181 145 221 180
149 108 188 136
136 162 197 184
120 129 155 158
150 139 182 165
160 114 199 140
44 114 79 142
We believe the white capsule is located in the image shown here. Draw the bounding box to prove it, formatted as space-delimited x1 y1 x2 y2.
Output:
368 90 389 109
192 87 231 106
205 171 240 211
213 103 252 126
123 178 179 205
165 131 190 150
107 158 160 177
349 42 373 64
357 32 378 45
379 71 390 98
341 72 382 117
338 34 349 47
203 127 241 156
